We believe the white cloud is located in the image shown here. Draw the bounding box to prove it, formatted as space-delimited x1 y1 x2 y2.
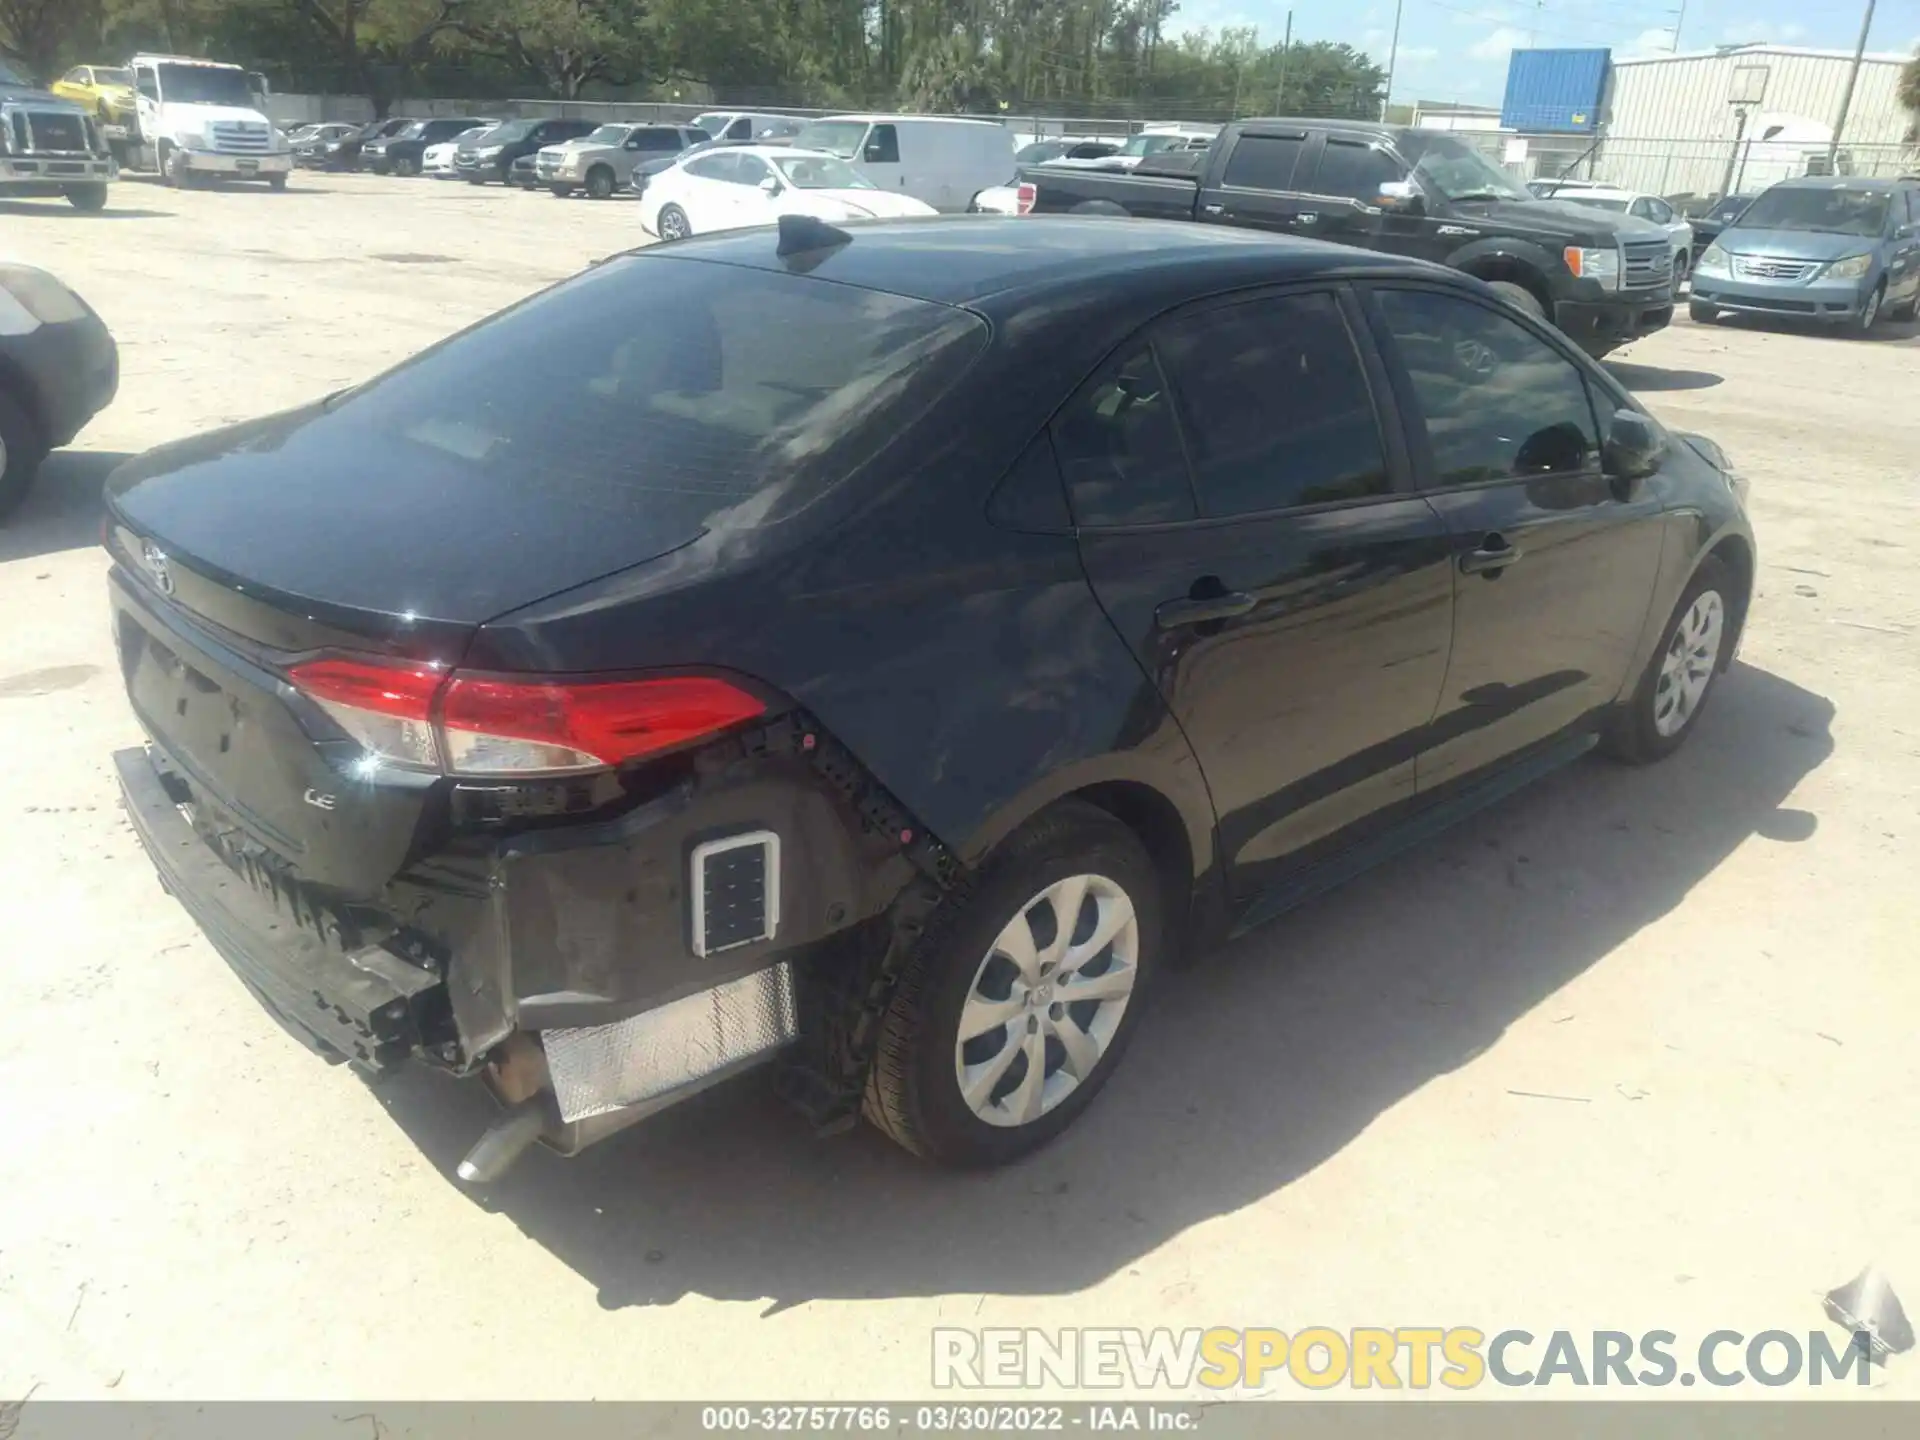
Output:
1469 26 1528 60
1716 21 1811 47
1623 26 1677 58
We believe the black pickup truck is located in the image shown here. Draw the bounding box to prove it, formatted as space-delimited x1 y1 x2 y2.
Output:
1019 119 1674 357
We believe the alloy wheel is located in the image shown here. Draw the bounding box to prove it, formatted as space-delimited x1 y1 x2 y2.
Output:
954 873 1139 1128
1653 589 1724 738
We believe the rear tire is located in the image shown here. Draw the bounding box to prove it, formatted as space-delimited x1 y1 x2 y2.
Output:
657 203 691 240
1892 294 1920 322
64 182 108 212
0 386 47 522
1601 555 1734 764
1487 280 1547 319
864 801 1161 1167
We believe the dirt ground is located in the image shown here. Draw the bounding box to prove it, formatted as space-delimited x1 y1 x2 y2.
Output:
2 172 1916 1402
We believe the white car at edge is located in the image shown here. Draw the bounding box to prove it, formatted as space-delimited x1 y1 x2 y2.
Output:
424 123 497 179
640 145 936 240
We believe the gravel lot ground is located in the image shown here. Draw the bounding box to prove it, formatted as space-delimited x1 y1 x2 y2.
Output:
3 172 1917 1402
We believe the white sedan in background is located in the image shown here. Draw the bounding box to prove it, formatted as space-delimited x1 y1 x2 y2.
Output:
1537 182 1697 279
424 124 497 179
639 146 936 240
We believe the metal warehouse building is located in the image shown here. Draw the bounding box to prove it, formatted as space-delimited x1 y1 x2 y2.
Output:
1490 44 1917 203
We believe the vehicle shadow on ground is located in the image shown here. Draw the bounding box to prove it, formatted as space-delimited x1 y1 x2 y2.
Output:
0 200 171 220
1604 361 1723 392
0 450 128 562
1699 312 1920 347
376 661 1834 1311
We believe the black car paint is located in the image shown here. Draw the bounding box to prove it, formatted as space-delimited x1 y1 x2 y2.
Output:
453 118 597 182
364 117 489 172
4 297 119 450
1021 120 1676 356
105 219 1751 1132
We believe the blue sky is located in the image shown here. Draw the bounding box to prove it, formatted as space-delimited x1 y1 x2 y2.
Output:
1171 0 1920 107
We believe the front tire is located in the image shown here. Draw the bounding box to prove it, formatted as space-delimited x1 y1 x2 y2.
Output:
1689 299 1717 323
656 203 691 240
64 182 108 212
394 155 419 178
584 166 615 200
1602 556 1734 764
0 386 47 522
1486 279 1547 319
267 174 288 191
864 801 1161 1167
549 183 573 198
1850 283 1885 336
162 143 190 188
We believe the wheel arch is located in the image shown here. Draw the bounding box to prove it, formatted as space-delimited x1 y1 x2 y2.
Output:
1701 531 1754 668
1449 240 1557 315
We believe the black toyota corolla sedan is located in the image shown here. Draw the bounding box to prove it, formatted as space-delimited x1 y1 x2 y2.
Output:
105 217 1754 1181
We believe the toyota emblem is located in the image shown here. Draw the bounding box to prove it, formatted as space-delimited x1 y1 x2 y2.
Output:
140 541 174 596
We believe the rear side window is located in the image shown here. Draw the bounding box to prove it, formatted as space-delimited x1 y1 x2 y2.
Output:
1376 288 1599 484
1053 344 1196 527
1153 293 1389 516
329 258 987 533
1220 133 1307 191
1312 140 1405 202
635 129 681 151
683 152 735 181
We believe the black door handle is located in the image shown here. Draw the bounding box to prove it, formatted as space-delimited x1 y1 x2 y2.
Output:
1459 537 1523 575
1155 591 1257 629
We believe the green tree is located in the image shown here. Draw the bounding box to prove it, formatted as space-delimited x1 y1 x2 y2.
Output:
462 0 651 97
1901 49 1920 143
0 0 99 81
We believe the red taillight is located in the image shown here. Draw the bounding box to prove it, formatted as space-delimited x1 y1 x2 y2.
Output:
440 674 764 775
287 659 764 777
1016 182 1036 216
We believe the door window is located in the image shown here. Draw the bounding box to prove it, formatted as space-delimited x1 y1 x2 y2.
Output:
864 124 901 163
732 153 772 186
682 152 737 182
1219 133 1307 191
1376 288 1600 485
1645 197 1675 224
136 68 158 100
724 116 752 140
1154 293 1389 517
1052 344 1196 527
1311 140 1406 203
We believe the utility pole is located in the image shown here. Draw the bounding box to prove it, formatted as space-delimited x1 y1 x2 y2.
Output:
1828 0 1878 170
1380 0 1404 121
1275 11 1293 114
1670 0 1687 52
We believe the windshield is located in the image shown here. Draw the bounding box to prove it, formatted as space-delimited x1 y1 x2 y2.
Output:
690 113 733 136
1564 195 1630 212
335 255 986 534
156 63 257 107
1016 141 1069 164
1735 186 1889 236
97 68 134 86
1401 133 1530 202
774 153 875 190
793 121 868 159
586 124 627 144
1716 197 1754 221
481 120 533 144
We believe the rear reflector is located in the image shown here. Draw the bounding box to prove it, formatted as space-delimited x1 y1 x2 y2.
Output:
1016 182 1036 215
286 659 764 777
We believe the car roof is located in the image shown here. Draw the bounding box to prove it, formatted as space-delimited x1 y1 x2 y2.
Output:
1562 187 1636 199
1769 176 1906 191
816 113 1005 127
708 144 835 162
638 215 1454 308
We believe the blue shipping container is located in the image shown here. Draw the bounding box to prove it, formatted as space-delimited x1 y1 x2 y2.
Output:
1501 48 1610 133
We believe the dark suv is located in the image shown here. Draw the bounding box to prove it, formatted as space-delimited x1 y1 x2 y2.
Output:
454 116 596 184
363 116 491 177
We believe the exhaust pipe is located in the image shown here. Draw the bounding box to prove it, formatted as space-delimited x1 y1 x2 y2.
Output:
456 1094 555 1184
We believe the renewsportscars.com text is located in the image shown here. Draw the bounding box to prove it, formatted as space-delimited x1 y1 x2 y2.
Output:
932 1327 1873 1390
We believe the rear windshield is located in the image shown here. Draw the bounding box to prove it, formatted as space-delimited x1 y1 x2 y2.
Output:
328 257 987 532
1736 185 1890 236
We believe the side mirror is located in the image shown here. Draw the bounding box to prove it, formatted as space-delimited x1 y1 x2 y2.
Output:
1376 180 1424 215
1603 407 1665 483
759 175 783 196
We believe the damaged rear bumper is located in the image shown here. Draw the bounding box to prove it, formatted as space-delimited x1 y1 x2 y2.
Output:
113 723 917 1177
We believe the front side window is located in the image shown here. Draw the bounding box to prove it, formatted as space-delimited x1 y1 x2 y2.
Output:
1312 140 1406 203
1052 344 1195 527
1153 293 1389 516
1376 288 1599 485
864 124 901 163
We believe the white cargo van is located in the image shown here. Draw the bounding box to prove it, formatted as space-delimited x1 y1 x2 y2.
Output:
791 115 1015 213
